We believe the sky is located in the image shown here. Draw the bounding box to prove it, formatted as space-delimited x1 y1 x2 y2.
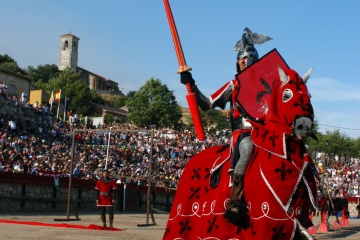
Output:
1 0 360 139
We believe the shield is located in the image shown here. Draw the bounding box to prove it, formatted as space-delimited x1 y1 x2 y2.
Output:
235 48 289 121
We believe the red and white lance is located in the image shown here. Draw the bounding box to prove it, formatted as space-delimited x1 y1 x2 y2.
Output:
163 0 205 141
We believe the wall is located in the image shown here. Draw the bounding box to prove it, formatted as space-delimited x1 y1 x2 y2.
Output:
0 172 176 213
0 172 358 219
0 68 33 98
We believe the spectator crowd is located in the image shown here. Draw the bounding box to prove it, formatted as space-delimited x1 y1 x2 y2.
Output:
0 92 232 189
313 151 360 198
1 89 360 197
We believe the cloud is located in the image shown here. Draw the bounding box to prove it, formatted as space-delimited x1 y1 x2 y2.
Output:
309 77 360 101
309 77 360 138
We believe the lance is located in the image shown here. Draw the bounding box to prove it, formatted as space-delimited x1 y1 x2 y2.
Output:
163 0 205 141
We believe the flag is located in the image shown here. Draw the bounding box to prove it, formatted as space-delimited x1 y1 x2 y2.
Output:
49 91 54 105
55 89 62 119
49 91 54 111
54 90 61 102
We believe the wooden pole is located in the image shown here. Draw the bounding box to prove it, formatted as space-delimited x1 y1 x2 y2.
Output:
66 129 76 219
54 129 80 221
137 129 157 227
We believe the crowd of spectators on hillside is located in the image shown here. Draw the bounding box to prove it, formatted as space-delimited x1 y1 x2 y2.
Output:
1 93 360 197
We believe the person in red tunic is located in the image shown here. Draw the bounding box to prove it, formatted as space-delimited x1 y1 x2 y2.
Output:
95 169 117 227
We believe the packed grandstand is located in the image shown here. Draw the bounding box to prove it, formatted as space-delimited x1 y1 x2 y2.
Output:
1 92 360 198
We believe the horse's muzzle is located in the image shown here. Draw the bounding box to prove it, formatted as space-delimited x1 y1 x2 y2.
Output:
293 116 313 140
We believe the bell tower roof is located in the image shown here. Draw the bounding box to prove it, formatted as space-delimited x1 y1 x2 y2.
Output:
60 33 80 40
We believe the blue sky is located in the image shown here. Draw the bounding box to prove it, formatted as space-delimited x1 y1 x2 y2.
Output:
1 0 360 139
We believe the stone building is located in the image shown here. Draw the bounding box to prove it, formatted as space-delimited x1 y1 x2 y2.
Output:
58 33 123 93
0 67 34 98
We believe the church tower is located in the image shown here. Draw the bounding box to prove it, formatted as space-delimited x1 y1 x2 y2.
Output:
58 33 80 71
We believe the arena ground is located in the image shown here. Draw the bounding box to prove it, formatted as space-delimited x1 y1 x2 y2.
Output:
0 211 359 240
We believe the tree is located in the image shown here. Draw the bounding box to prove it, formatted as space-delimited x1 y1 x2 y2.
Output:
126 91 137 98
126 78 182 128
26 64 60 83
46 67 102 116
185 109 227 132
0 54 15 64
202 109 227 131
322 129 353 156
0 54 27 75
351 138 360 157
306 125 355 157
110 96 127 108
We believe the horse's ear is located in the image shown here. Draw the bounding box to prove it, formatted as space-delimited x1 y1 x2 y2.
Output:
302 67 314 84
278 66 288 86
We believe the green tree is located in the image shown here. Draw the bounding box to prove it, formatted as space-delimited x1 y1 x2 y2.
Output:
186 109 227 132
126 78 182 128
0 54 15 64
110 96 127 108
323 129 354 156
0 54 27 75
306 126 354 157
26 64 60 83
351 137 360 157
46 68 102 116
126 91 136 98
202 109 227 132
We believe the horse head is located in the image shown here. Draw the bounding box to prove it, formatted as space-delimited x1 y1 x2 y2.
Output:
266 66 315 141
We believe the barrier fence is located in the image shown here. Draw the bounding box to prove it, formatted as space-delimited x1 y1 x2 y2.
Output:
0 170 176 213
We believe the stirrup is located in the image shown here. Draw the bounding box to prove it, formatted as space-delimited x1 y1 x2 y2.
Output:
227 200 248 215
224 200 249 227
224 208 249 228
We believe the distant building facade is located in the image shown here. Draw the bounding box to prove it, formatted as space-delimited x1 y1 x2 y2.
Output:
0 67 34 99
58 33 122 93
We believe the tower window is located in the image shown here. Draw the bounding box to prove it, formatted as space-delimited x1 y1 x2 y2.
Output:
63 40 69 50
73 42 77 49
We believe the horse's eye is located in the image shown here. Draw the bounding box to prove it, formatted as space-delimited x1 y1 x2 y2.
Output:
283 89 293 102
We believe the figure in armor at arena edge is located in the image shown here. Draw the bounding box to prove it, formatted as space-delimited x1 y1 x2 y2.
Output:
180 27 272 225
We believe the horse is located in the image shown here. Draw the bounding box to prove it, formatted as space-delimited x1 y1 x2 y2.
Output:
162 66 317 240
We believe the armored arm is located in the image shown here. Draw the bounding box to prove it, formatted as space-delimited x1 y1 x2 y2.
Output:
191 85 212 111
181 72 233 111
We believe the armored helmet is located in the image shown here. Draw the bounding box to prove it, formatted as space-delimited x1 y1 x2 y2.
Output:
234 27 272 72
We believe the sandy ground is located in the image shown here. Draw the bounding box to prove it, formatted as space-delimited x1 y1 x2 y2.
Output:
0 211 359 240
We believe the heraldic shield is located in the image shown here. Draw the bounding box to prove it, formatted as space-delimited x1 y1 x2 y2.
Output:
236 48 290 122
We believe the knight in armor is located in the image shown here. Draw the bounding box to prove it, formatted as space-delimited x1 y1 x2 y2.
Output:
180 27 272 226
95 169 117 227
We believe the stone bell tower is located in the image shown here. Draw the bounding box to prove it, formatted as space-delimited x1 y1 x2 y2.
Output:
58 33 80 71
